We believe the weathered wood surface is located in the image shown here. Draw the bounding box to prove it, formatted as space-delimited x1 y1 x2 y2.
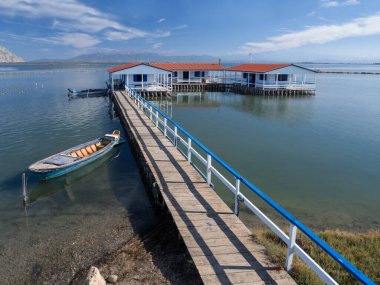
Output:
113 91 296 285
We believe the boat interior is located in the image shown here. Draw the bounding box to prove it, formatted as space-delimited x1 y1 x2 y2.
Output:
70 130 120 159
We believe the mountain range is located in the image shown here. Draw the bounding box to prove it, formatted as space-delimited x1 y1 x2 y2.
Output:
68 50 219 63
0 46 24 63
0 46 221 63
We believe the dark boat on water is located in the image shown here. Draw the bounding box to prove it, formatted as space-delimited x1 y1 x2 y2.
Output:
68 88 108 97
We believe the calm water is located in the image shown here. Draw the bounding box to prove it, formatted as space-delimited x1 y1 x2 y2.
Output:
1 65 379 281
161 73 380 231
301 63 380 72
0 65 155 282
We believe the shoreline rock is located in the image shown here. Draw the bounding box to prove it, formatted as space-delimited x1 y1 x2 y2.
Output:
84 266 105 285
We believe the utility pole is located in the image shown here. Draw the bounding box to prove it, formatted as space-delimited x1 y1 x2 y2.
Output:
249 49 253 63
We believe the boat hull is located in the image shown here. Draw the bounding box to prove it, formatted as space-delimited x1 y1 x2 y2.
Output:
33 146 116 179
68 88 108 97
29 132 121 180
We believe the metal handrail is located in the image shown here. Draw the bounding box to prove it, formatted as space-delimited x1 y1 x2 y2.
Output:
121 86 375 285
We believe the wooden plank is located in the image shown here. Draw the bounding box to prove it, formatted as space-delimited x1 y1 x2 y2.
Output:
113 91 296 285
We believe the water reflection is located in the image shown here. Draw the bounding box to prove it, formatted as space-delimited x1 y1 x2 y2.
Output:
27 149 120 204
207 92 315 124
161 89 380 231
150 97 173 118
174 92 220 109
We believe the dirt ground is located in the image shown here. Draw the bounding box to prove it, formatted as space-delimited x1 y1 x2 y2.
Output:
70 216 202 285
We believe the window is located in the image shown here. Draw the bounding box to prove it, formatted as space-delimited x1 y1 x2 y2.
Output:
259 74 267 80
201 71 205 77
243 73 248 79
173 71 177 77
278 74 288 81
133 74 147 82
194 71 201 77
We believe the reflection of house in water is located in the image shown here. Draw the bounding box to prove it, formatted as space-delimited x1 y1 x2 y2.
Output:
150 99 173 118
174 92 220 108
207 92 314 123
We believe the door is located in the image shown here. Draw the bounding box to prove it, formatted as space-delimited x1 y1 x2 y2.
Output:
249 74 256 86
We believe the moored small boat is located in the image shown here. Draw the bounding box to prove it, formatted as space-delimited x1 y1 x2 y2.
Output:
28 130 121 180
68 88 108 97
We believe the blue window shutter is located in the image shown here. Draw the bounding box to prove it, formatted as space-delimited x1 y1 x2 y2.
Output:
143 74 147 82
133 74 138 82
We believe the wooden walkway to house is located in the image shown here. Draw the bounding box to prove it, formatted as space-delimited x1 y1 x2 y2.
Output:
112 90 297 285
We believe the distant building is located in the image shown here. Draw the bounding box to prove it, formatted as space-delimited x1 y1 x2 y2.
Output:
107 63 172 92
149 62 224 84
225 63 316 91
107 62 316 95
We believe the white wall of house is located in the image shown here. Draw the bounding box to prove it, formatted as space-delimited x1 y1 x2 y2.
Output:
126 74 155 87
255 74 290 85
265 65 315 75
174 70 210 81
225 65 316 87
109 64 172 90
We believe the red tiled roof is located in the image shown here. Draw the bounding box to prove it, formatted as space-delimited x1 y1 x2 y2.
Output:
225 63 291 73
149 62 224 71
107 62 141 73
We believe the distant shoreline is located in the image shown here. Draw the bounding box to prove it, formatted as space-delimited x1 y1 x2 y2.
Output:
316 70 380 75
2 62 380 75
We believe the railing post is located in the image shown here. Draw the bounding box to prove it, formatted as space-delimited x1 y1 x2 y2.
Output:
164 118 167 137
155 110 159 127
234 178 240 215
187 138 192 162
206 154 212 185
174 126 178 147
285 223 297 272
150 105 153 121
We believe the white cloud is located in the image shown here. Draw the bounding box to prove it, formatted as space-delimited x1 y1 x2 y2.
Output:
171 24 188 30
307 11 317 17
0 0 171 47
56 33 100 48
104 31 146 41
321 1 340 7
320 0 360 8
157 18 166 23
0 31 99 48
152 42 163 49
242 12 380 54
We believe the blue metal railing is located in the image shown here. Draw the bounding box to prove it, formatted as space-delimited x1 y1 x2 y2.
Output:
120 86 375 285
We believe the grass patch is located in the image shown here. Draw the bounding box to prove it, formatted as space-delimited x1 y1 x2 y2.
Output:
252 228 380 285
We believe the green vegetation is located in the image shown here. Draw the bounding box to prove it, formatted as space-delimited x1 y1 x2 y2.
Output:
252 228 380 285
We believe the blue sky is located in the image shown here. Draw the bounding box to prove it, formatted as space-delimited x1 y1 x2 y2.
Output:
1 0 380 62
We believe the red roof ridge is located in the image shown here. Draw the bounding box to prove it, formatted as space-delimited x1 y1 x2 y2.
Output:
149 62 224 71
107 62 225 73
107 62 142 73
225 63 291 73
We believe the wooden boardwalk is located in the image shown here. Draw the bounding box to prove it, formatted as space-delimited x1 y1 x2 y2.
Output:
113 91 297 285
